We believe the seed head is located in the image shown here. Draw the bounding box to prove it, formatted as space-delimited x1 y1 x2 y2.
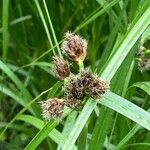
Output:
136 47 144 58
64 71 110 103
40 98 64 120
80 71 110 99
64 75 85 101
138 58 150 72
61 31 87 62
53 56 70 80
64 99 83 110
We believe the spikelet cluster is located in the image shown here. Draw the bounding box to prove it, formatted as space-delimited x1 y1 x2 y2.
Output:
53 56 70 80
40 31 110 120
136 45 150 72
81 71 110 99
61 32 87 62
40 98 64 120
138 58 150 72
64 71 109 109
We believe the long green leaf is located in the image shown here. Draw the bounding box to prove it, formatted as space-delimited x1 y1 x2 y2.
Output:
33 0 55 55
130 82 150 95
2 0 9 62
75 0 120 31
100 92 150 130
115 124 141 150
0 84 26 106
88 107 113 150
62 99 97 150
43 0 62 57
24 108 71 149
17 114 76 149
0 61 32 101
0 86 53 139
24 119 58 150
0 60 39 115
100 4 150 80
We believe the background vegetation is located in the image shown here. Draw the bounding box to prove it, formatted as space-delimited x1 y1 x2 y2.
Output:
0 0 150 149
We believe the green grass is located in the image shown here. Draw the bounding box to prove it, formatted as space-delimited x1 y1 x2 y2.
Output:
0 0 150 149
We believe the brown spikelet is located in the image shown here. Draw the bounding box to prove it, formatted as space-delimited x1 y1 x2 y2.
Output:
53 56 70 80
136 47 144 58
64 99 83 110
64 70 110 109
64 75 85 101
138 58 150 72
40 98 64 120
61 31 87 62
80 71 110 99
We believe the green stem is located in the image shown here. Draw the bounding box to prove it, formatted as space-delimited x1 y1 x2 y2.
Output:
78 59 84 72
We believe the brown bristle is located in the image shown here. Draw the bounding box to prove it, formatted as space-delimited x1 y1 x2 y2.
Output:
64 99 83 110
53 56 70 80
40 98 64 120
138 58 150 72
61 31 87 62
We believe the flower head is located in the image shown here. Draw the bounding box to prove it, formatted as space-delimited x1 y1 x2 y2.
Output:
80 71 110 99
40 98 64 120
136 47 144 58
64 75 85 101
53 56 70 80
61 31 87 62
64 70 110 106
138 58 150 72
64 99 83 110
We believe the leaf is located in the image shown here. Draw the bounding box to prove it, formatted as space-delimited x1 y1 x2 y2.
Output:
62 99 97 150
0 84 26 107
2 0 9 62
100 91 150 130
75 0 121 31
33 0 55 55
0 60 39 115
42 0 62 57
0 60 32 101
115 124 141 150
100 2 150 80
88 107 113 150
24 119 58 150
24 108 71 150
0 86 53 139
47 81 62 98
17 114 77 149
130 82 150 95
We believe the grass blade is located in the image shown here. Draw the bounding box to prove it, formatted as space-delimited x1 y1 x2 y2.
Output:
0 60 32 101
17 114 77 149
62 99 97 150
42 0 62 57
2 0 9 62
115 124 141 150
0 85 54 139
100 92 150 130
33 0 55 55
24 119 58 150
100 4 150 80
88 107 113 150
130 82 150 95
0 84 27 107
75 0 120 32
24 108 71 149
